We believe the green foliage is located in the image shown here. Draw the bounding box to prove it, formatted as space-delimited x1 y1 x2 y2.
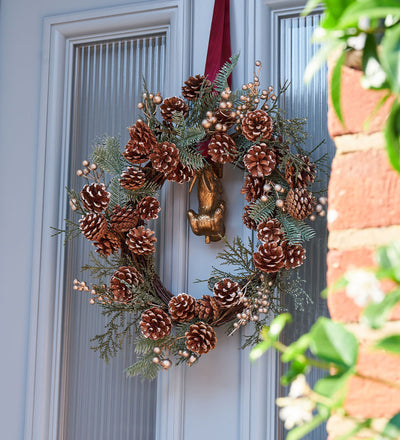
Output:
277 211 316 244
375 335 400 354
362 288 400 329
127 181 159 204
126 352 161 381
385 100 400 175
330 51 346 125
381 412 400 439
213 53 240 92
92 136 127 177
286 413 329 440
248 196 276 223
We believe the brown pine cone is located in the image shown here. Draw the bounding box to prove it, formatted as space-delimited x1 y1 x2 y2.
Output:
80 183 110 213
214 109 237 127
181 74 211 100
136 196 161 220
244 144 276 177
240 175 265 202
285 155 316 189
119 167 146 191
110 205 138 233
285 188 316 220
253 241 285 273
257 219 285 243
79 213 108 241
241 110 273 142
166 162 194 183
185 322 217 355
160 97 189 122
123 120 157 164
150 142 180 175
93 230 121 256
140 307 172 340
196 295 220 321
126 226 157 255
110 266 142 303
208 133 238 164
283 242 306 269
168 293 197 322
242 205 257 230
213 278 242 308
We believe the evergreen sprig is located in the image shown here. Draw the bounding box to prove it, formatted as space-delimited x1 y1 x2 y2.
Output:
213 53 240 92
92 136 127 177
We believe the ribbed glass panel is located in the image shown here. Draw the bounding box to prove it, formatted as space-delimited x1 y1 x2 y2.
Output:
60 34 166 440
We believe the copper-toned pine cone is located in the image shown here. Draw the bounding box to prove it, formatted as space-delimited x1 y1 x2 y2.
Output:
140 307 172 340
208 133 238 164
93 230 121 256
123 120 157 164
166 162 194 183
160 97 189 122
242 204 257 231
185 322 217 355
214 109 237 127
168 293 197 322
285 188 316 220
126 226 157 255
244 144 276 177
181 74 211 100
257 219 285 244
110 266 142 303
136 196 161 220
110 205 138 233
79 213 108 241
150 142 180 175
285 155 316 189
283 242 306 270
213 278 242 308
253 241 285 273
240 175 265 202
80 183 110 213
119 167 146 191
241 109 273 141
195 295 220 321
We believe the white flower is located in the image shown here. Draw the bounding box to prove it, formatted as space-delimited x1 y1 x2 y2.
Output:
345 269 384 307
361 57 387 89
289 374 310 398
347 33 366 51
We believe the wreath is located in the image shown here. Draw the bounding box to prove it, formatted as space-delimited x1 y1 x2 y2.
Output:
58 55 327 379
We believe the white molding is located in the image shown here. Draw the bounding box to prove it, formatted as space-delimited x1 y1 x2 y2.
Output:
24 2 189 439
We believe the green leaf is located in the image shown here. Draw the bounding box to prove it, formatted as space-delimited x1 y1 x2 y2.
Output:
314 371 353 407
337 420 372 440
249 339 273 361
381 23 400 93
268 313 292 340
361 34 389 90
385 100 400 175
281 334 312 363
319 0 354 29
381 412 400 439
286 413 329 440
301 0 321 17
375 335 400 354
310 317 358 368
338 1 400 29
362 288 400 329
331 51 346 125
281 357 309 386
377 242 400 281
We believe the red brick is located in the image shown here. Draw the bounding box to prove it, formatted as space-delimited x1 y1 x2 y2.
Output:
328 149 400 231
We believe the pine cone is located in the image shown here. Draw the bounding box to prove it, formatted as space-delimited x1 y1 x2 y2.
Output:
79 213 108 241
166 162 194 183
140 307 172 340
283 242 306 269
253 241 285 273
93 230 121 256
126 226 156 255
285 188 316 220
123 120 157 164
110 266 142 303
240 175 265 202
150 142 180 175
244 144 276 177
213 278 242 308
80 183 110 213
119 167 146 190
214 109 237 128
242 204 257 230
285 155 316 189
181 74 211 100
168 293 197 322
110 205 138 233
136 196 161 220
185 322 217 355
160 97 189 122
241 110 273 141
196 295 220 321
208 133 238 164
257 219 285 243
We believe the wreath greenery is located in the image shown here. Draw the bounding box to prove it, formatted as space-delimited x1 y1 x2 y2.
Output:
56 55 327 380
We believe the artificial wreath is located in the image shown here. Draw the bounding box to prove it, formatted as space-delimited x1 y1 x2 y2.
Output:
58 55 327 379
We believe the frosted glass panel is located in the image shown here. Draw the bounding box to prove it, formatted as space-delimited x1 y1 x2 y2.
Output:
60 34 166 440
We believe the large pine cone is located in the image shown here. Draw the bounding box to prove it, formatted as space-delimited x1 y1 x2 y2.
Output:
283 242 306 269
242 204 257 230
244 144 276 177
140 307 172 340
150 142 180 175
160 97 189 122
168 293 197 322
136 196 161 220
79 213 108 241
253 241 285 273
285 155 316 189
123 120 157 164
285 188 316 220
110 266 142 303
166 162 194 183
110 205 138 233
241 110 273 142
181 74 210 100
119 167 146 191
185 322 217 355
208 133 238 164
196 295 220 321
213 278 242 308
93 230 121 256
126 226 156 255
240 175 265 202
257 219 285 244
80 183 110 213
